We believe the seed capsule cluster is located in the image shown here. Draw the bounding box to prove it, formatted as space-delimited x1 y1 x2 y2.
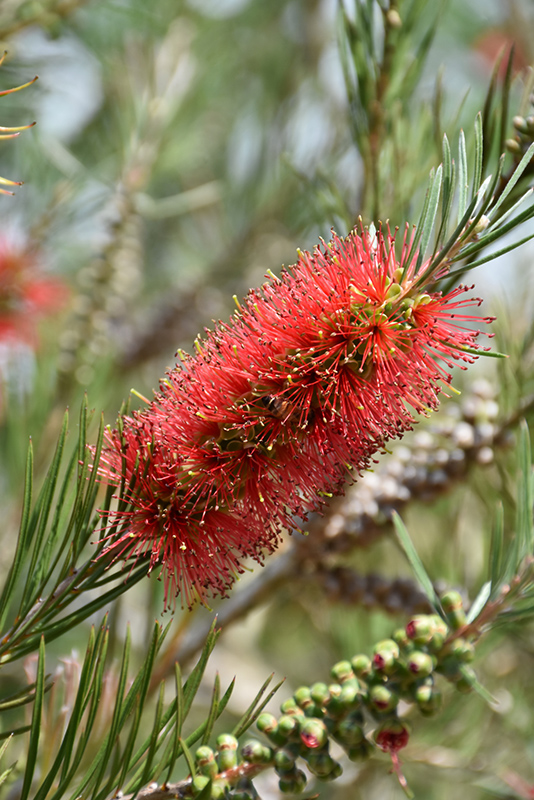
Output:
186 592 475 797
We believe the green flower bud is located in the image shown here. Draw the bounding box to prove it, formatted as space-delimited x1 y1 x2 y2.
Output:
191 775 210 796
195 745 215 764
513 115 529 133
331 660 355 683
441 591 467 629
256 712 284 745
369 684 399 713
277 714 299 739
351 654 372 679
306 751 337 777
280 697 302 716
216 733 238 770
373 639 400 673
347 740 373 761
406 651 435 678
278 768 307 794
392 627 412 650
427 615 449 652
339 679 361 709
216 733 238 751
415 682 442 715
406 614 434 645
310 682 330 706
299 718 329 750
195 746 218 778
274 748 296 774
256 712 278 735
443 638 475 663
334 714 365 747
217 748 237 772
324 683 344 717
506 137 523 155
304 703 325 718
240 739 272 764
293 685 313 709
211 779 229 800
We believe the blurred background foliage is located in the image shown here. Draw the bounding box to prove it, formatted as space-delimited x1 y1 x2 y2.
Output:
0 0 534 798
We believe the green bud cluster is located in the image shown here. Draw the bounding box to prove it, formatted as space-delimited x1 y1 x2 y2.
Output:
187 595 476 797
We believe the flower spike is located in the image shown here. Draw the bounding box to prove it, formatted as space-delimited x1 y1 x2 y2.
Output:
97 226 492 609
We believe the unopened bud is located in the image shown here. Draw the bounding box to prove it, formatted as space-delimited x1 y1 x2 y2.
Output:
280 697 302 716
331 660 355 683
386 9 402 28
294 685 313 709
351 654 373 678
415 682 442 715
310 682 330 706
274 748 296 774
277 714 299 739
240 739 272 764
306 751 338 778
406 615 434 645
406 651 435 678
211 780 229 800
299 718 328 750
195 746 218 778
347 740 373 761
374 719 410 753
334 714 365 747
369 684 399 713
373 639 400 673
441 591 467 629
256 712 278 735
513 115 529 133
191 775 210 796
278 767 307 794
505 137 523 155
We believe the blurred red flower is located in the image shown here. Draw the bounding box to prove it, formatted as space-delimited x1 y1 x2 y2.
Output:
98 226 492 608
0 238 68 346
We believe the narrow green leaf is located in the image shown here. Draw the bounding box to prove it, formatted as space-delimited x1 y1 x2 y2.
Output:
466 581 492 624
0 440 33 630
516 420 533 560
417 165 443 271
18 412 69 616
443 229 534 280
164 663 185 785
473 112 483 194
0 764 17 789
89 627 131 796
138 682 166 787
489 503 504 594
392 512 441 613
20 636 45 800
489 142 534 220
179 737 196 779
457 129 468 222
459 665 496 705
201 673 221 746
183 620 220 718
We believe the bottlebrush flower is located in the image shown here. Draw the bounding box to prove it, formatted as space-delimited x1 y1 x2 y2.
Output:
0 238 68 347
98 225 493 608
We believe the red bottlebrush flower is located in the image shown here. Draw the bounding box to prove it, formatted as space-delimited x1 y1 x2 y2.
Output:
98 226 492 608
0 238 68 347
